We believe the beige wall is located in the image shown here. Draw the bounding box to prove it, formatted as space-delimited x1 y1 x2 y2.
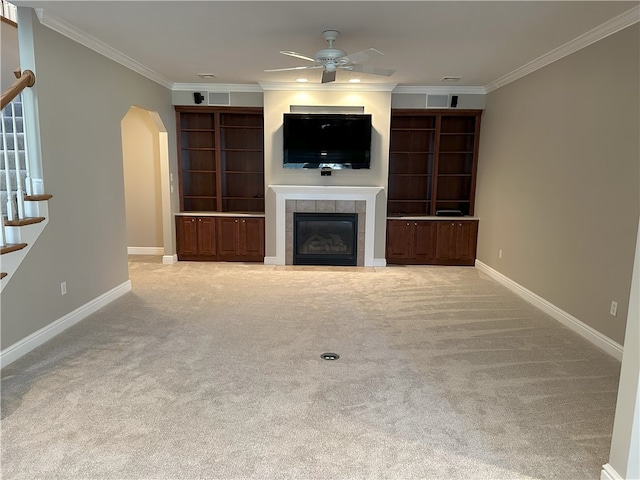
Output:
263 89 391 260
476 24 640 345
0 9 177 350
121 107 163 249
1 19 20 90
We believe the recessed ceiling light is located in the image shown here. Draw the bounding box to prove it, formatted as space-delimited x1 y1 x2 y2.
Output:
197 73 216 79
349 78 361 83
296 78 308 83
441 76 462 82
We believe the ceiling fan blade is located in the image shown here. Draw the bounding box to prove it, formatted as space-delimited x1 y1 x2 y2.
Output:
344 48 383 64
264 65 322 73
347 64 395 77
321 70 336 84
280 51 316 63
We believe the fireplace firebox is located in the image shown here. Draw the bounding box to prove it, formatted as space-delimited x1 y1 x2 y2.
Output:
293 213 357 266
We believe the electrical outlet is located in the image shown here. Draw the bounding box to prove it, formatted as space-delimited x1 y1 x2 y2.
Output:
61 281 67 296
610 300 617 317
499 249 503 259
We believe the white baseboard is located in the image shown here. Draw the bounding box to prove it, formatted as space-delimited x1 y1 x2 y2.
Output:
162 254 177 265
601 463 623 480
127 247 164 255
0 281 132 368
263 256 278 265
372 258 387 267
475 260 623 361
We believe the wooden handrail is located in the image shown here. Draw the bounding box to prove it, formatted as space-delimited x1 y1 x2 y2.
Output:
1 69 35 110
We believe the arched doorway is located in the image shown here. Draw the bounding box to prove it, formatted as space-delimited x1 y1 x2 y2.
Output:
121 106 173 261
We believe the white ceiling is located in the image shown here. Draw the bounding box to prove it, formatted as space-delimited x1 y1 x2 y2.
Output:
10 1 640 89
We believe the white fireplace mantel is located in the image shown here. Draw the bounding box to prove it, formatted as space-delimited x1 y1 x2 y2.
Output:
267 185 383 267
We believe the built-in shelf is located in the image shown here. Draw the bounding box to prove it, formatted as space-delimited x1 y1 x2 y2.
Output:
176 106 265 214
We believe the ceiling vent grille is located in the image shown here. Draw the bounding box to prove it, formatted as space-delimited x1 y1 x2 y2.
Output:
209 92 230 105
426 95 448 108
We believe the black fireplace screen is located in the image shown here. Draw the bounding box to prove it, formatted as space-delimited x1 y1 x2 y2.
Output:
293 213 357 266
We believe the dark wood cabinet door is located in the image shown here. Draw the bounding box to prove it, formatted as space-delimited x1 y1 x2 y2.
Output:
240 217 265 258
196 217 216 256
216 217 240 257
176 216 198 257
435 221 459 262
455 220 478 264
386 220 413 263
435 220 478 265
413 221 437 263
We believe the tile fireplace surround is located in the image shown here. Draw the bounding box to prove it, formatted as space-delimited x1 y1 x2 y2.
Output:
267 185 384 267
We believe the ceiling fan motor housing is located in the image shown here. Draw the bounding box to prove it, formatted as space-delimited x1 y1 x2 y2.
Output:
315 30 347 69
315 48 347 66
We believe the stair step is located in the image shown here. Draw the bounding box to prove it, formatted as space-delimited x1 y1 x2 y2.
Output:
0 272 7 279
25 194 53 201
4 216 46 227
1 243 27 255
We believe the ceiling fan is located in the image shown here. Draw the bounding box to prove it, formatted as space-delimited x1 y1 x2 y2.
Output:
265 30 395 83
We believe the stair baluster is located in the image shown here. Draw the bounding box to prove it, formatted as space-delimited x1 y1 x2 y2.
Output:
10 101 24 219
0 207 5 247
1 109 16 222
19 99 33 197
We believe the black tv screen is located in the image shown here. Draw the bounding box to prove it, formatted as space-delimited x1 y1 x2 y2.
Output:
283 113 372 169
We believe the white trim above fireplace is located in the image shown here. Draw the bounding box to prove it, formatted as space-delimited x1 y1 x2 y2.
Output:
268 185 383 267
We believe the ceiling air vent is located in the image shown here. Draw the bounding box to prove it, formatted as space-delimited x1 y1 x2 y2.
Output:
427 95 448 108
209 92 230 106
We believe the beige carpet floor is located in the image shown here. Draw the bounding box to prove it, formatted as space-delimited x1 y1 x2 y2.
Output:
1 257 621 479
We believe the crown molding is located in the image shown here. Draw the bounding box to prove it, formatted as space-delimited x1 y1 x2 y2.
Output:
485 5 640 93
393 86 487 95
31 4 639 97
259 82 397 92
34 8 173 89
172 83 263 93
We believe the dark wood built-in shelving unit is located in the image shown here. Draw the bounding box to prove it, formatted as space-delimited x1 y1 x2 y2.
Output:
388 109 481 217
175 106 265 262
386 109 482 265
176 106 265 214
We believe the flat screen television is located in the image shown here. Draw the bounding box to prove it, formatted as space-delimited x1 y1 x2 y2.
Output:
283 113 372 169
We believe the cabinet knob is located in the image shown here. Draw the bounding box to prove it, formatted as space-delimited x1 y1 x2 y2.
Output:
235 219 238 223
198 218 201 222
242 220 246 223
458 223 462 226
191 219 195 222
406 222 410 226
414 222 417 226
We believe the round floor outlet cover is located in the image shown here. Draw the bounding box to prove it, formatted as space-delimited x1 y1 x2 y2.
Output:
321 353 340 360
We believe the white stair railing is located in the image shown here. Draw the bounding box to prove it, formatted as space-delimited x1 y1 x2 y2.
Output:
1 95 28 247
0 62 44 283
